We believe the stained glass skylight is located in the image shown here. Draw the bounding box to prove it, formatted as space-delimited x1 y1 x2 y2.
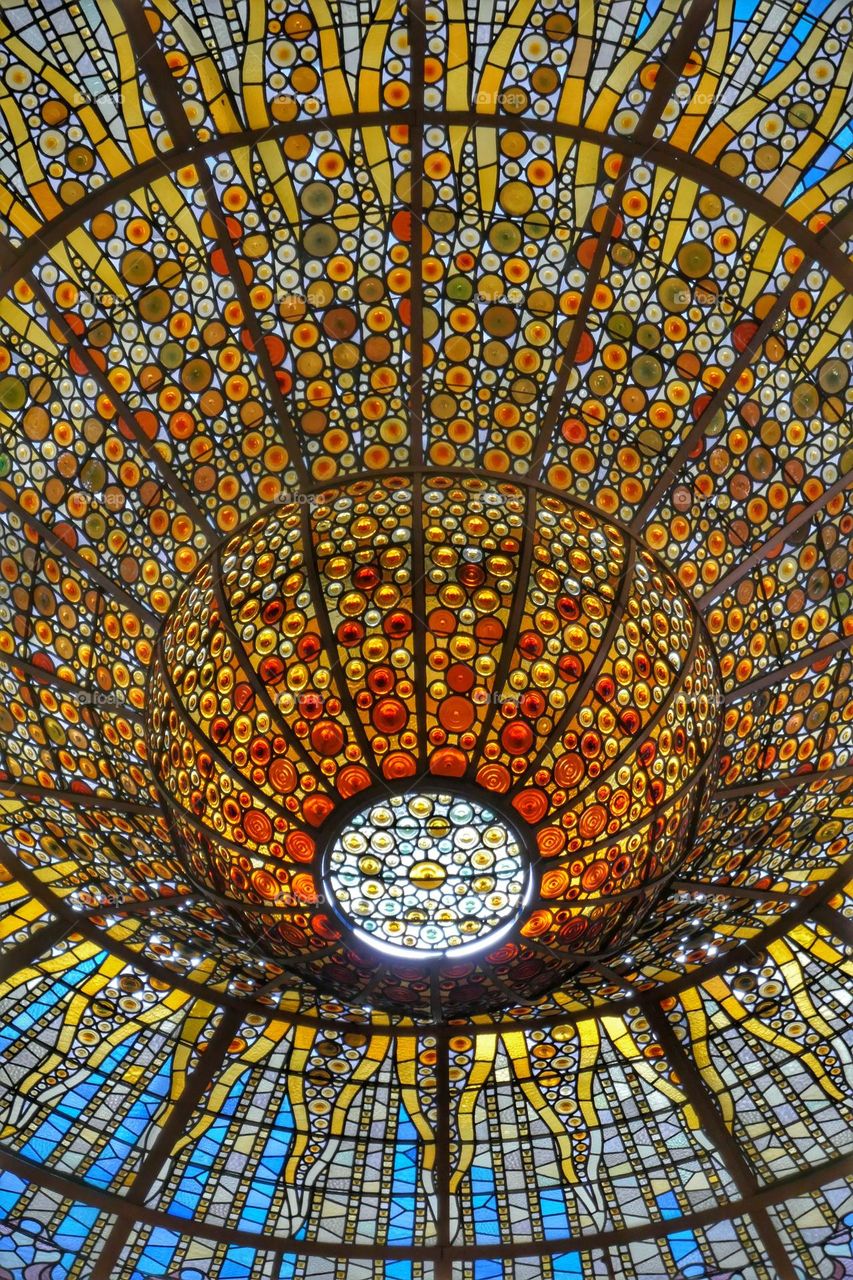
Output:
0 0 849 1276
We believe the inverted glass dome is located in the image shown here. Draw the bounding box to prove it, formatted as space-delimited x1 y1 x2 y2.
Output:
0 0 849 1277
324 789 531 957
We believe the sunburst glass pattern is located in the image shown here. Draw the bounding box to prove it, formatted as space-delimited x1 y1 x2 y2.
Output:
0 0 849 1276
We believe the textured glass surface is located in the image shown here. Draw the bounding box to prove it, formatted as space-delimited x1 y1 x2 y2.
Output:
327 791 529 955
0 0 849 1275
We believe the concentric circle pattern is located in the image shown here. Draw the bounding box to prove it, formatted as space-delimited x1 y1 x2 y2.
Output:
0 0 851 1274
147 474 721 1014
325 790 530 957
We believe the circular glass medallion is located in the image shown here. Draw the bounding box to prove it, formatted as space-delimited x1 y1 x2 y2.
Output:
325 791 531 958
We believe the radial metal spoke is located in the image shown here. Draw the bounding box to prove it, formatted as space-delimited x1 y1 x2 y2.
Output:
412 474 430 775
0 781 159 816
0 649 94 697
698 469 853 608
115 0 309 484
722 634 853 704
0 650 142 759
373 0 437 769
0 917 72 985
673 879 811 905
809 903 853 949
513 543 637 790
529 0 716 475
643 1000 798 1280
589 957 639 994
716 762 853 799
434 1024 452 1279
408 0 427 470
91 1006 243 1280
467 484 539 779
22 271 217 543
0 495 159 630
632 206 853 530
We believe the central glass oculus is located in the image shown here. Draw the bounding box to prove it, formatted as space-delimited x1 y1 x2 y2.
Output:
324 791 531 958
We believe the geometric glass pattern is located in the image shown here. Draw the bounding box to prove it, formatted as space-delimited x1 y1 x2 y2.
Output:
325 789 530 958
0 0 849 1275
146 478 720 1014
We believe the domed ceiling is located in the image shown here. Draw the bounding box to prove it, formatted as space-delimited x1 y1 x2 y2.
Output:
0 0 850 1276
